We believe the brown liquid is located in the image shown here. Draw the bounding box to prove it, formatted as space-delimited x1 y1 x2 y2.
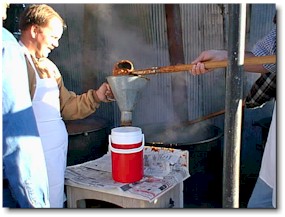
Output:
112 60 134 76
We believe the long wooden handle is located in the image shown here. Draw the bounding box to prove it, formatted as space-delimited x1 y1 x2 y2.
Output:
131 55 276 75
187 109 226 125
187 100 246 125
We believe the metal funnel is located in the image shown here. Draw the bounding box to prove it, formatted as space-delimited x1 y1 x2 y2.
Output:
107 75 148 126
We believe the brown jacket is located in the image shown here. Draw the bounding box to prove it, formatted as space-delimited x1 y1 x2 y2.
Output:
25 56 101 120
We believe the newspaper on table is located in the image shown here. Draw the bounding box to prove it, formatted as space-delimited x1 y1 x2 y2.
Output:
65 146 190 202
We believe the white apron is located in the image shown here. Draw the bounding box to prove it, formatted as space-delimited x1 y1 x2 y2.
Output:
32 69 68 208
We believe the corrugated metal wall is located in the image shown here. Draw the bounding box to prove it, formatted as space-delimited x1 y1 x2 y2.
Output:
49 4 275 136
181 4 226 127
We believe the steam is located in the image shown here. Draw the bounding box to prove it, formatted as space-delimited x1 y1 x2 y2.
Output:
86 4 166 73
50 4 192 126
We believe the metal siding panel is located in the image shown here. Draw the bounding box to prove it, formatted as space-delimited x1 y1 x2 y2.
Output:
131 4 175 125
181 4 226 124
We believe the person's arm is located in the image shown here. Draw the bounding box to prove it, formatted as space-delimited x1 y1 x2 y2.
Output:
243 52 272 73
190 26 276 75
190 49 270 75
59 81 114 120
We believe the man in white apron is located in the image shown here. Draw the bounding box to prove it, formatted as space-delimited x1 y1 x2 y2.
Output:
18 4 114 208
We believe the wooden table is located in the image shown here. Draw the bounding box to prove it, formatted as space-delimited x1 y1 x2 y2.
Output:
65 181 183 208
65 147 189 208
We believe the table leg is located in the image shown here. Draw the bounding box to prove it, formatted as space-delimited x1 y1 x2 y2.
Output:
66 186 87 208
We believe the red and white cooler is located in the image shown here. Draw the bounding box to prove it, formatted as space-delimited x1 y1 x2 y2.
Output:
109 126 144 183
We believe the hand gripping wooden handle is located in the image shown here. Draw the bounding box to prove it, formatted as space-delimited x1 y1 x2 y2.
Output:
131 55 276 75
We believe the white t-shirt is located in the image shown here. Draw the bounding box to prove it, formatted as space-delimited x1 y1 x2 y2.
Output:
259 102 276 207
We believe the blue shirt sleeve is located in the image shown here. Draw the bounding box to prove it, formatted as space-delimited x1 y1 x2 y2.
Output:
252 27 276 73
